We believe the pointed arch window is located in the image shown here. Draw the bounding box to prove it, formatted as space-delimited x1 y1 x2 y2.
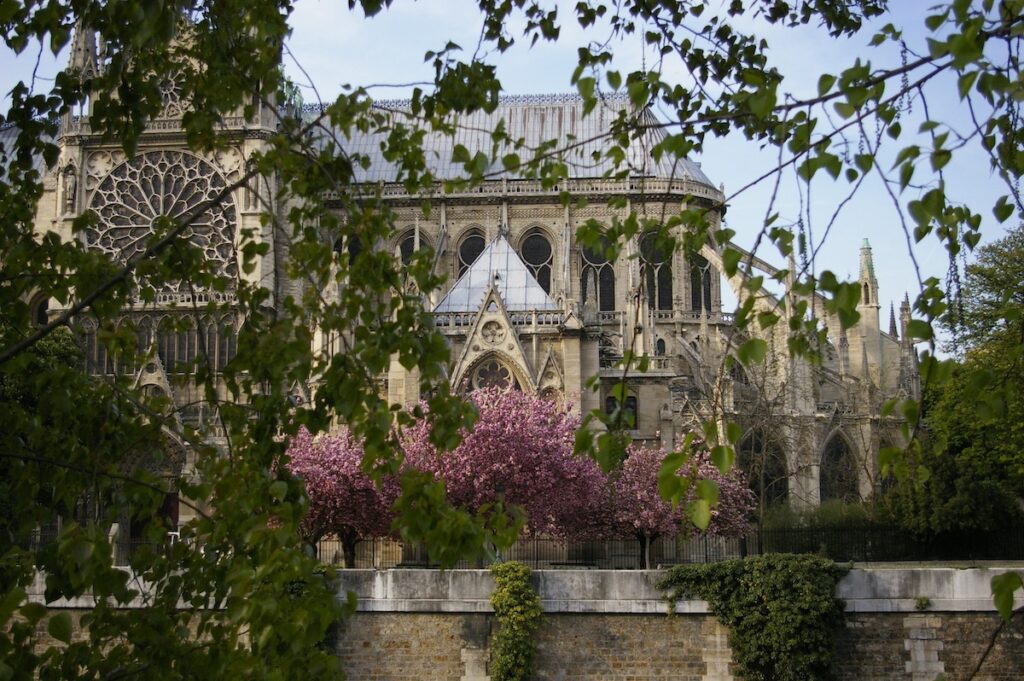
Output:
605 394 638 430
157 317 196 376
217 317 237 373
738 430 788 512
334 235 363 266
458 230 485 276
820 434 859 502
30 294 49 326
519 229 553 293
80 320 108 375
689 253 713 312
581 235 616 311
641 233 673 310
399 233 417 265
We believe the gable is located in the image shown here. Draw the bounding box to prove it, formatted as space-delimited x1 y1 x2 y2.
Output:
434 235 559 313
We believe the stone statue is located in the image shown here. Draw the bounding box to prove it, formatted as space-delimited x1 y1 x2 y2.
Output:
62 165 77 214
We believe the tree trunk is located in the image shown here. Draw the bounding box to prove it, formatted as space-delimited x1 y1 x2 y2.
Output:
639 534 651 570
340 531 358 568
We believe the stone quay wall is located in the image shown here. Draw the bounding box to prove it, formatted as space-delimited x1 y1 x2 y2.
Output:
334 567 1024 681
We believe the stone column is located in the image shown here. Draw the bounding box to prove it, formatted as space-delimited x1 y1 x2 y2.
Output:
904 614 944 681
702 618 734 681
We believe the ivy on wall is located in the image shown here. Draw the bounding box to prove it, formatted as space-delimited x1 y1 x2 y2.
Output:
657 554 846 681
490 561 542 681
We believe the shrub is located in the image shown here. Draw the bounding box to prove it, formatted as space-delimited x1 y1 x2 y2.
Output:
658 554 846 681
490 562 542 681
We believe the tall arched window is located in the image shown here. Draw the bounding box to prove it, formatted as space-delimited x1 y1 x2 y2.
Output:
519 229 552 292
820 434 859 502
158 317 196 376
738 430 788 513
605 394 638 430
581 235 616 311
398 232 417 265
217 317 237 373
333 235 363 266
689 253 713 312
641 233 672 310
30 294 49 326
458 230 485 276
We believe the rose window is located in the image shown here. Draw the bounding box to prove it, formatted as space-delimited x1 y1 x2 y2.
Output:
471 358 519 391
157 73 186 117
87 150 237 292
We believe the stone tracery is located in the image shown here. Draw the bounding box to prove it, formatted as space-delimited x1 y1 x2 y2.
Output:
86 150 237 291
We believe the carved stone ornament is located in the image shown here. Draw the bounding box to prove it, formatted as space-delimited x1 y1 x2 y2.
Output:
86 150 237 292
471 358 518 391
480 320 506 345
156 70 188 118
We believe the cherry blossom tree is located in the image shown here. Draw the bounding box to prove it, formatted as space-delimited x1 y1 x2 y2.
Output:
611 442 756 569
285 427 399 567
402 388 607 538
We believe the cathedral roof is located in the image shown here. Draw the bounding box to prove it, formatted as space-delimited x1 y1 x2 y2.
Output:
0 123 50 175
433 234 558 313
307 94 714 187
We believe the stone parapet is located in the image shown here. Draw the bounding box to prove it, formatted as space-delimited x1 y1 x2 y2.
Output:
337 566 1024 614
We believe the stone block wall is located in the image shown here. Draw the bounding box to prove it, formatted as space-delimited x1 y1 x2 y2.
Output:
25 567 1024 680
331 568 1024 681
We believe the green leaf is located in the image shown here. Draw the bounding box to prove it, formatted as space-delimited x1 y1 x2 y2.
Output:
269 480 288 501
817 74 835 96
689 499 711 530
957 70 978 99
993 195 1014 223
722 247 742 277
709 445 734 474
725 421 743 445
48 612 73 644
905 319 933 341
833 101 856 119
696 479 719 506
991 572 1023 621
736 338 767 366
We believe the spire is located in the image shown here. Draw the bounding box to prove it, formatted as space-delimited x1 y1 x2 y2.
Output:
900 293 912 349
888 303 898 337
859 239 875 280
67 21 100 79
858 239 879 308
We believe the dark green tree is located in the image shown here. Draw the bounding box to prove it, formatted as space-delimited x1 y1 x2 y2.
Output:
887 225 1024 535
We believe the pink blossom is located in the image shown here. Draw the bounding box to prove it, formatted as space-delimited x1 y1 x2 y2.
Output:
402 388 608 537
610 442 756 540
285 427 399 566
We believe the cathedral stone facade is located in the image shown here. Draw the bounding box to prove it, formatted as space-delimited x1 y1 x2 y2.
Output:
24 32 920 514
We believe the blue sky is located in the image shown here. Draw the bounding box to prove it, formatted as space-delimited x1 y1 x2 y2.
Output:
2 1 1013 326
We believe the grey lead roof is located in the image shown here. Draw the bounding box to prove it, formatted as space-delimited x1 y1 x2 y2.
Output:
433 235 558 313
308 93 714 186
0 123 50 176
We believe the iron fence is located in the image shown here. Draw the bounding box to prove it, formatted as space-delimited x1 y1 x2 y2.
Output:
27 525 1024 569
315 525 1024 569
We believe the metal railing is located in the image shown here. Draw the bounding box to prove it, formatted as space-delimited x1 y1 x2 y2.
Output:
31 526 1024 570
315 526 1024 569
